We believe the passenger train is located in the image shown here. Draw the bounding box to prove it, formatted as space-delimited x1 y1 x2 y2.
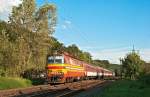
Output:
46 52 114 83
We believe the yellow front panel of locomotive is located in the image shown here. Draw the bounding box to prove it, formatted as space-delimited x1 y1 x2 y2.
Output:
47 63 68 74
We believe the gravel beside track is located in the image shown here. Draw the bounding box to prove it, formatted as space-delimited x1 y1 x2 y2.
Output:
73 81 113 97
0 80 106 97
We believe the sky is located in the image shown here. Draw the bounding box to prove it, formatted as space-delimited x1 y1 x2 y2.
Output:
1 0 150 64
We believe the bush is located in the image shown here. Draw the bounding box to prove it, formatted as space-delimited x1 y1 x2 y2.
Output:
138 74 150 86
0 77 32 90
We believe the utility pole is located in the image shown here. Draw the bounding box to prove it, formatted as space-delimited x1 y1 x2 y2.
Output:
132 45 135 52
132 45 140 54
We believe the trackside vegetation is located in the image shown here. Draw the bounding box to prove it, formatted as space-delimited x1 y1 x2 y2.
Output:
0 77 32 90
94 75 150 97
93 52 150 97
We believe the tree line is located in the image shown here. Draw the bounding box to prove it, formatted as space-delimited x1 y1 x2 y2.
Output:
0 0 56 77
120 51 150 80
0 0 112 78
42 36 150 80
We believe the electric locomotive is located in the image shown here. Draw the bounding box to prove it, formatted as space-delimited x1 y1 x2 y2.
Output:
46 52 114 83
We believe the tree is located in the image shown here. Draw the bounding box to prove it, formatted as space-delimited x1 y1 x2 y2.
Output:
80 52 92 63
35 4 56 34
10 0 56 34
46 36 65 56
10 0 36 31
121 52 145 80
0 21 21 76
92 60 110 68
10 0 56 66
64 44 92 63
142 63 150 74
0 0 57 77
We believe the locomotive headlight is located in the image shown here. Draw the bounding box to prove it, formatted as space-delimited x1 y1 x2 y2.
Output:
59 72 64 76
60 72 64 74
49 70 52 72
58 70 62 72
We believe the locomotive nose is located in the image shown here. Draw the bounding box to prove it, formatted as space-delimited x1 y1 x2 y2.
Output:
48 70 64 76
47 72 64 83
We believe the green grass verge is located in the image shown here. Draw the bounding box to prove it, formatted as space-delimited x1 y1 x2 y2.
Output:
0 77 32 90
93 80 150 97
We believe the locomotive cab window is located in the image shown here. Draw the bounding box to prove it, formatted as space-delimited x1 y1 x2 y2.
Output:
55 59 62 63
48 59 54 63
48 56 64 64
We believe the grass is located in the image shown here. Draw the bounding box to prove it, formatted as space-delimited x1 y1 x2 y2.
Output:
93 79 150 97
0 77 32 90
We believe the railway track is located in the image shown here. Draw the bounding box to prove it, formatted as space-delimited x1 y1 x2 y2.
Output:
0 80 106 97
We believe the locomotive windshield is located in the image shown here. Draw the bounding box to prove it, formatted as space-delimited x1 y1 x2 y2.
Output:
48 56 64 64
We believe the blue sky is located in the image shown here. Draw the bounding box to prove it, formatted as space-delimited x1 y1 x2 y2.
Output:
36 0 150 48
1 0 150 63
37 0 150 63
